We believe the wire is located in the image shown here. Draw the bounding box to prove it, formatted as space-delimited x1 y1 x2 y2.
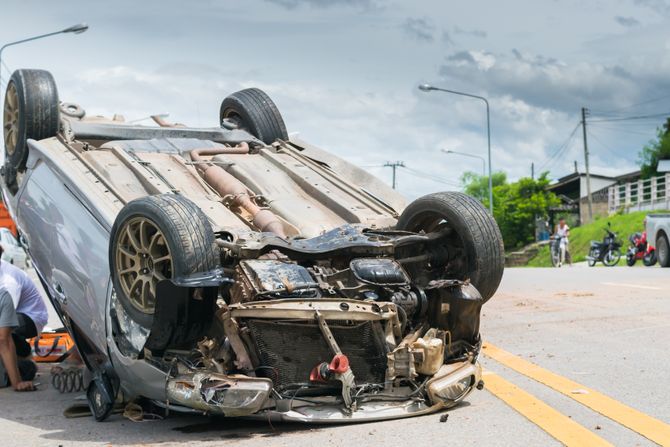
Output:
587 123 656 137
399 165 462 187
537 122 581 172
588 112 670 123
590 93 670 115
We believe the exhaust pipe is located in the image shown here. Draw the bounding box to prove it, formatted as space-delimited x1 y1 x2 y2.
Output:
190 145 287 238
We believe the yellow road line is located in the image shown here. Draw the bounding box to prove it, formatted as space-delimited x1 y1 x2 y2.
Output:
483 342 670 446
484 372 613 447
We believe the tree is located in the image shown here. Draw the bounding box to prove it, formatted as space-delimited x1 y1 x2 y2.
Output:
461 171 560 249
638 118 670 179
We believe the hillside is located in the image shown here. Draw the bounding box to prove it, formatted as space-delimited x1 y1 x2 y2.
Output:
525 210 666 267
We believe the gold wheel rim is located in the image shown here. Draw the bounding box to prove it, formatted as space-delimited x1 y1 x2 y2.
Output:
3 82 20 155
115 217 173 314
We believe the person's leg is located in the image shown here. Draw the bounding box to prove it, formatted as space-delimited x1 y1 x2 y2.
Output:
12 314 37 381
559 244 566 266
12 313 36 358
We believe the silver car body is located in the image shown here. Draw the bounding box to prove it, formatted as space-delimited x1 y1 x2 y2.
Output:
2 106 484 422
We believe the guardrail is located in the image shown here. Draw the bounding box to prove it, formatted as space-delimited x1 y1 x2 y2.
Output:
608 173 670 213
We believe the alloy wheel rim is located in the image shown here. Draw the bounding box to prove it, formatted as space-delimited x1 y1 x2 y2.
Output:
115 217 172 314
3 82 20 155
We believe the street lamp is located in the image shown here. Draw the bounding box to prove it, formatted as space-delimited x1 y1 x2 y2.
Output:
0 23 89 85
419 83 493 215
442 149 485 178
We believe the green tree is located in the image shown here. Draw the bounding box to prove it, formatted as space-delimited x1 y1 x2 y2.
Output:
638 118 670 179
461 171 560 249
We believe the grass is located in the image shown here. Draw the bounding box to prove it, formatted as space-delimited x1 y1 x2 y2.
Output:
525 210 667 267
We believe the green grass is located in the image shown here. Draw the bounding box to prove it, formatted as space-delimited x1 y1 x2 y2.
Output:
525 210 667 267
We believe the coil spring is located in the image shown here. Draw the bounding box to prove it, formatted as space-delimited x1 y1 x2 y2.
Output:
50 367 85 393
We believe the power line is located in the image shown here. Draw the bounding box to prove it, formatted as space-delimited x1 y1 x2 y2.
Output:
399 166 461 187
590 93 670 116
383 161 405 189
537 122 581 172
588 112 670 123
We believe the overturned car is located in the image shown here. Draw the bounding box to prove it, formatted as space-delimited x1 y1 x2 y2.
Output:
1 69 504 422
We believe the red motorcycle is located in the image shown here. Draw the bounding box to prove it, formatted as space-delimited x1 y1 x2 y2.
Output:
626 232 657 266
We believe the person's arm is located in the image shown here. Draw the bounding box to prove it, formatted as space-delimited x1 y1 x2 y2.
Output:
0 327 33 391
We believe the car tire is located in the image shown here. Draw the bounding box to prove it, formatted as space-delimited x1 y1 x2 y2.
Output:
396 192 504 302
3 69 59 192
219 88 288 144
657 234 670 268
109 194 218 327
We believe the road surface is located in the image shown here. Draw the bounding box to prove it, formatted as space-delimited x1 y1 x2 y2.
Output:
1 267 668 446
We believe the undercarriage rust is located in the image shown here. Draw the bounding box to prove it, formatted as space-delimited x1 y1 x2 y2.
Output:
190 144 287 238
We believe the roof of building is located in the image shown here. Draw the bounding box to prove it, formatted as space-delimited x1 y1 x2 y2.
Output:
658 160 670 173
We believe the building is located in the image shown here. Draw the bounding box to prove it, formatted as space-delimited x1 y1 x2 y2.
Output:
547 172 621 225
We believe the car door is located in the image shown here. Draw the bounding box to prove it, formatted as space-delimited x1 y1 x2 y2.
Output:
16 160 111 353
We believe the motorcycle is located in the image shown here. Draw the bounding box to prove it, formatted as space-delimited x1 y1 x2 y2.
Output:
626 231 657 266
587 224 622 267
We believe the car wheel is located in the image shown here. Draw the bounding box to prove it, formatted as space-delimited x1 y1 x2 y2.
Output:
3 69 59 193
657 234 670 267
395 192 504 302
109 194 218 327
219 88 288 144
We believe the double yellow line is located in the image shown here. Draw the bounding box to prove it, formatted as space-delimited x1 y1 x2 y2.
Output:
482 343 670 446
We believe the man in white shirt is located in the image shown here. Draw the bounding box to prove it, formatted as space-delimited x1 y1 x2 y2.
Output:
554 218 571 267
0 245 48 390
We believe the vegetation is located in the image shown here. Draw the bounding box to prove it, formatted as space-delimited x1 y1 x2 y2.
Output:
639 118 670 179
526 210 661 267
462 171 560 249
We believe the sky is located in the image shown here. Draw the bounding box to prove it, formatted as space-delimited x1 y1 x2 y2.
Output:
1 0 669 199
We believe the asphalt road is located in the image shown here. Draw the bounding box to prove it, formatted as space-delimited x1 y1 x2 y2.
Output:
1 266 668 447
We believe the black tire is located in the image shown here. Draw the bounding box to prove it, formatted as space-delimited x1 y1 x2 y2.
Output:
603 248 621 267
396 192 504 301
109 194 218 327
3 69 59 173
643 250 657 267
657 234 670 267
219 88 288 144
588 248 598 267
626 253 636 267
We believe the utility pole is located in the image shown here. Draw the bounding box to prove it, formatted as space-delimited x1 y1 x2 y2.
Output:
581 107 593 222
574 160 578 174
531 162 534 180
384 161 405 189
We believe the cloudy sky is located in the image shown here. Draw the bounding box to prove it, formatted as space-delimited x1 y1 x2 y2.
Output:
1 0 669 199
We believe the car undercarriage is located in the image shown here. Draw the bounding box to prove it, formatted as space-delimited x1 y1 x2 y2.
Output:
1 68 504 422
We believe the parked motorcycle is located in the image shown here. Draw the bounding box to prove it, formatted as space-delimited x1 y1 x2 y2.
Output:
626 232 657 266
587 224 622 267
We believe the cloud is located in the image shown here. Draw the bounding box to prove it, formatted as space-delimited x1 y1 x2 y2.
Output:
402 17 436 42
438 48 652 114
634 0 670 16
264 0 375 9
614 15 641 27
453 26 487 38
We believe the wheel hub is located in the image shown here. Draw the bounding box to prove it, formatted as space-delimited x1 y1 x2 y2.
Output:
3 82 20 155
115 217 172 314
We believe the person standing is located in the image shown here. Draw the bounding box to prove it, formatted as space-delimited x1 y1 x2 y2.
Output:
554 218 571 267
0 245 48 390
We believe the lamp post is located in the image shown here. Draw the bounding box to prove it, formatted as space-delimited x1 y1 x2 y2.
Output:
0 23 88 86
419 83 493 215
442 149 485 178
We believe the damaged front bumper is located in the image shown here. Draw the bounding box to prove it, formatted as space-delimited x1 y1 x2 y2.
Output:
165 359 481 421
